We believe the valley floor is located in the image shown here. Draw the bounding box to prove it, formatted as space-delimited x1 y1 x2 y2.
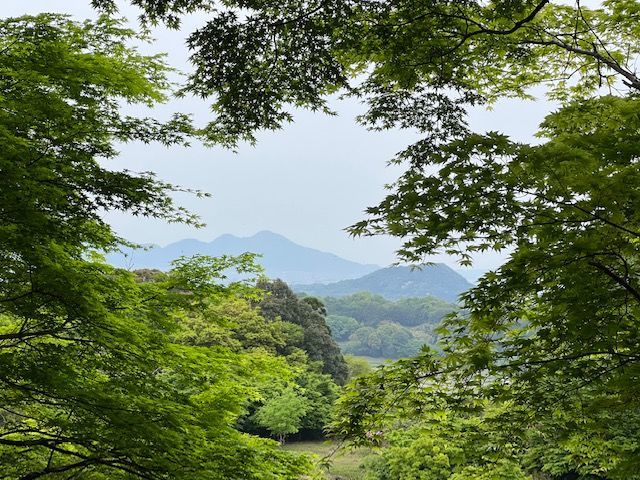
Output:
281 440 372 480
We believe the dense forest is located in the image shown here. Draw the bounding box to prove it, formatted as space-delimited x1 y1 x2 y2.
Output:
323 293 455 358
2 1 640 480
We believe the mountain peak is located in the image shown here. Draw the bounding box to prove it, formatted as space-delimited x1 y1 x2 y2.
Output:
213 233 240 242
249 230 291 241
252 230 279 237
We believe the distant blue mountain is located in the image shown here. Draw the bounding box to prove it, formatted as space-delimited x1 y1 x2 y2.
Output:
106 231 380 284
294 264 473 303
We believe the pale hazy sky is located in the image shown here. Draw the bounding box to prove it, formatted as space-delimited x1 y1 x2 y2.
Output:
3 1 555 270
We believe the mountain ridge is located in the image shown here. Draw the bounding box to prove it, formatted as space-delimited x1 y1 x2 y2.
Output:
294 264 472 303
108 232 473 301
106 231 380 284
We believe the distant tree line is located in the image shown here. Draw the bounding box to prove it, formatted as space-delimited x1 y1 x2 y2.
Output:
323 292 455 327
322 293 455 358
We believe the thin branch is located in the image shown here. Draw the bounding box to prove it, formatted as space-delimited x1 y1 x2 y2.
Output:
268 5 323 28
521 38 640 90
502 350 639 368
588 260 640 303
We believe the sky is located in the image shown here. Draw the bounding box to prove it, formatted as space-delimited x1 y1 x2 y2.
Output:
2 1 555 271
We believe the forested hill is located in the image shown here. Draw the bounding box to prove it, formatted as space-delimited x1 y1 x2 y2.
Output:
322 293 457 359
106 231 379 284
295 264 472 303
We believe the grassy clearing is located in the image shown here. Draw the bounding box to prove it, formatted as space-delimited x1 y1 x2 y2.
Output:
355 356 392 368
282 440 372 479
338 354 392 368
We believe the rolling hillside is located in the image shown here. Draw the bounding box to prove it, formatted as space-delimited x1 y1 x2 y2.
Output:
295 264 472 303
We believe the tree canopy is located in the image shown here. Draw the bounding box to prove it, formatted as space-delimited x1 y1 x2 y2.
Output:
324 293 455 327
0 14 311 479
254 387 311 444
256 280 349 384
91 0 640 144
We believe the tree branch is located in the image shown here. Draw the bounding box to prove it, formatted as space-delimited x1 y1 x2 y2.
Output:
588 260 640 303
